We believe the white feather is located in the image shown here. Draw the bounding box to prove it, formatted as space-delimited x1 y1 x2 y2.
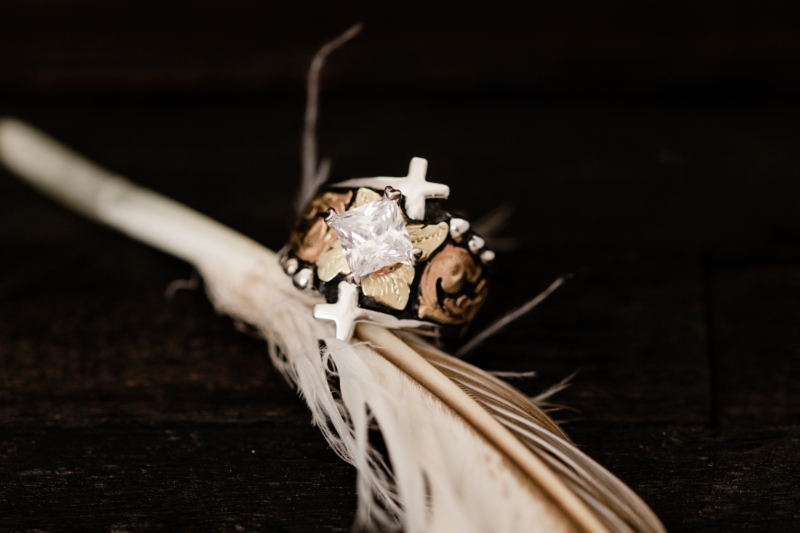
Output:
200 257 572 533
0 116 665 532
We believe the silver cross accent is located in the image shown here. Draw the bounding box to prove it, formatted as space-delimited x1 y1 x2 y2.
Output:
314 281 445 341
313 281 362 341
329 157 449 221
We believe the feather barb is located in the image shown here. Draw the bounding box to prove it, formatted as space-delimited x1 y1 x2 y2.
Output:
357 324 611 533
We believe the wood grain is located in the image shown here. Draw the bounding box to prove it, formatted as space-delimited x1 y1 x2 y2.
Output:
2 4 800 529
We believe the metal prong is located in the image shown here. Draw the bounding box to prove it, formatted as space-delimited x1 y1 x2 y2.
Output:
324 208 337 223
468 235 485 254
345 272 361 285
480 250 495 263
293 268 313 290
409 248 423 263
449 218 470 241
383 186 402 201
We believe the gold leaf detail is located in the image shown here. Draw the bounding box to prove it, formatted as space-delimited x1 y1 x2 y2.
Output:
353 187 382 207
361 263 415 310
407 222 448 260
419 244 487 325
289 190 352 263
317 241 351 282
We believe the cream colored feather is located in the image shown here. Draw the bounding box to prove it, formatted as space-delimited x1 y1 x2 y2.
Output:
0 115 666 533
0 33 666 531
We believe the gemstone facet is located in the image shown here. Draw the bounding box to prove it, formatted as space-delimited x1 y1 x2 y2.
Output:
327 197 414 280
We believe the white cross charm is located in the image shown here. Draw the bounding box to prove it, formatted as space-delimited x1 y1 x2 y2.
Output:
313 281 363 341
330 157 449 221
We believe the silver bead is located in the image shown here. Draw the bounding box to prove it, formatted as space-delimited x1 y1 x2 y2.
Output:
480 250 495 263
293 268 313 290
283 257 299 276
468 235 485 254
449 218 470 241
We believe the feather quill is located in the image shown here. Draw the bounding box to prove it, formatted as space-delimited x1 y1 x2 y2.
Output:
0 35 666 530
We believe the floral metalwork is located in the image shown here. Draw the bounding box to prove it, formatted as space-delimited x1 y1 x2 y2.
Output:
361 263 416 310
418 244 488 325
407 222 448 261
289 190 352 263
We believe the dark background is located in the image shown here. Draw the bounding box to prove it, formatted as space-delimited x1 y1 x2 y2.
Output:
2 1 800 531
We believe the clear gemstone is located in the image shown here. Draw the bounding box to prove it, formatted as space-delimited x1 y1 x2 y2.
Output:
328 197 414 279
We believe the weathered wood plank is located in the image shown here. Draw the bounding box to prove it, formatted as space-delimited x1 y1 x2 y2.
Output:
0 423 357 532
0 1 799 95
569 424 800 533
710 258 800 426
2 93 800 530
471 246 709 425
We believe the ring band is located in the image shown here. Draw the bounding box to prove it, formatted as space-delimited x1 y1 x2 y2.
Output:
280 157 492 341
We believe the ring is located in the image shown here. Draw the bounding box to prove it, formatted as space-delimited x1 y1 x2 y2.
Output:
280 157 492 341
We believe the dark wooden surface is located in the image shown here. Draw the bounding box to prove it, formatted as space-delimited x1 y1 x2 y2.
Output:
2 3 800 532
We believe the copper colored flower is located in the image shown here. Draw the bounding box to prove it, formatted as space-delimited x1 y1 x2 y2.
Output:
288 190 352 263
418 244 488 325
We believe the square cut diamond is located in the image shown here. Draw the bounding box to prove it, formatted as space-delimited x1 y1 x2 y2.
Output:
328 197 414 279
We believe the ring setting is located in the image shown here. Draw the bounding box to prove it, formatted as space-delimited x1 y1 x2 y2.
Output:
281 157 491 341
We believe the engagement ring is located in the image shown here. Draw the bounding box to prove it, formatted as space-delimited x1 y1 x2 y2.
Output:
280 157 492 341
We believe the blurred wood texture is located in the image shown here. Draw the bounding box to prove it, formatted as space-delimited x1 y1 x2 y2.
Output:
1 2 800 532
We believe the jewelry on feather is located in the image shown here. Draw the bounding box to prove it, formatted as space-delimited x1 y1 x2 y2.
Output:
280 156 492 341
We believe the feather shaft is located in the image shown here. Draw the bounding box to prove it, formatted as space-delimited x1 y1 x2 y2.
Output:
456 275 570 357
357 324 610 533
0 118 268 269
299 24 362 212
